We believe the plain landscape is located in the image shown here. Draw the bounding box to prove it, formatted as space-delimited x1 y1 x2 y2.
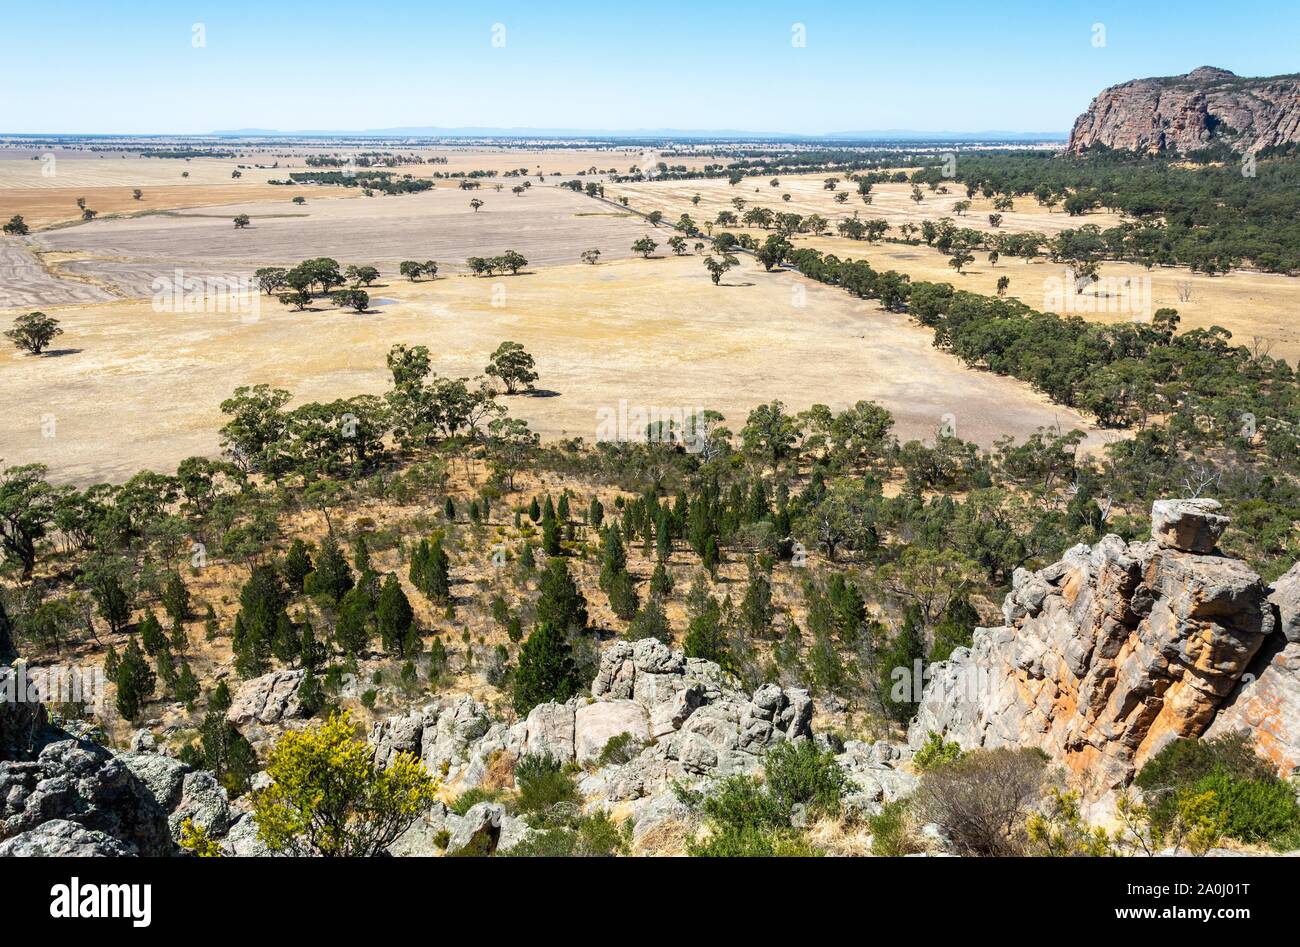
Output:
3 8 1300 888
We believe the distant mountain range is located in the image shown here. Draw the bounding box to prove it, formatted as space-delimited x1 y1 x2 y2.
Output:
210 126 1067 142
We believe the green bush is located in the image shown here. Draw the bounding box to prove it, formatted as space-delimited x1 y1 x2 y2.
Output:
514 753 581 823
869 799 925 856
762 739 853 818
597 732 644 766
1136 733 1300 848
689 822 819 857
1192 770 1300 846
450 787 501 816
685 772 813 857
698 774 790 833
913 731 963 770
501 811 631 857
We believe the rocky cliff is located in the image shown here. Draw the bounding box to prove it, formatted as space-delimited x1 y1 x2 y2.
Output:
910 499 1300 801
1067 66 1300 155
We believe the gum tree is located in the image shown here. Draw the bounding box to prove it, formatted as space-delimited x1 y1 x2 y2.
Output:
5 311 62 355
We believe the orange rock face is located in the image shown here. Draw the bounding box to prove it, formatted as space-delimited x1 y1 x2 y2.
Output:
910 501 1279 799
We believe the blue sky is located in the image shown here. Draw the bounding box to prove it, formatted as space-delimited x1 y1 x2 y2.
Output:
4 0 1298 135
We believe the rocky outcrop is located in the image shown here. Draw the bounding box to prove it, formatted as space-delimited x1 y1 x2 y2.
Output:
373 637 860 853
0 819 135 857
226 669 307 727
0 739 175 856
369 694 500 786
0 718 237 858
836 740 918 818
910 500 1282 800
0 668 54 762
1068 66 1300 155
389 799 533 857
1205 563 1300 775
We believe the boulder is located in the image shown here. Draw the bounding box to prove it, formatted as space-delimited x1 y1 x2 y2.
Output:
1151 498 1229 553
630 791 694 844
0 819 134 857
168 771 232 838
119 752 189 811
574 700 650 764
225 669 306 726
221 811 274 857
496 814 534 853
387 801 451 857
446 802 503 856
522 702 575 763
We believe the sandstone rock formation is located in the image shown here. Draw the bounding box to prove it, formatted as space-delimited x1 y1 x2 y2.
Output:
909 500 1286 800
1068 66 1300 155
1206 563 1300 775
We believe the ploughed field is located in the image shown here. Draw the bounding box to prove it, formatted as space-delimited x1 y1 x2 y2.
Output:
0 183 659 307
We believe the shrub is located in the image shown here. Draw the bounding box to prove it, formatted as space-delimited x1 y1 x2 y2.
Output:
1026 788 1115 856
178 818 224 857
915 747 1048 856
597 732 644 766
251 711 438 856
501 811 631 857
514 753 581 824
869 799 925 856
913 731 963 770
450 787 501 816
762 739 853 819
1135 732 1300 848
687 774 806 857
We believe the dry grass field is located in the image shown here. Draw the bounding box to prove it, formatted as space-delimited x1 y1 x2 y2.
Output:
0 147 711 228
0 184 355 231
608 175 1300 363
0 253 1103 485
